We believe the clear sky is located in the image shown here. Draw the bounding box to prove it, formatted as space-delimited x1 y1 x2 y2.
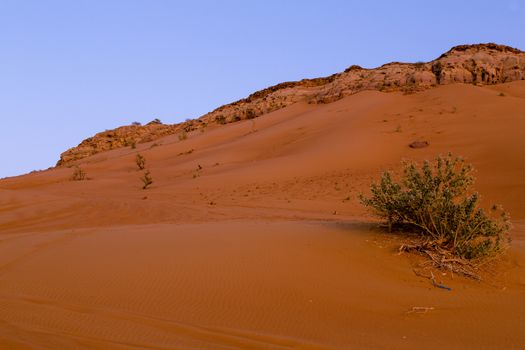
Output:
1 0 524 178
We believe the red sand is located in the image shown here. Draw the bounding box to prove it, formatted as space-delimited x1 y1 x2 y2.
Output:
1 82 525 349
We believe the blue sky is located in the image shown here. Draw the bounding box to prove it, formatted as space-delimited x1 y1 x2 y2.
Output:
1 0 524 178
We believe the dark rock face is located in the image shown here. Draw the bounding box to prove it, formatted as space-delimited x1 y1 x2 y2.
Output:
57 43 525 166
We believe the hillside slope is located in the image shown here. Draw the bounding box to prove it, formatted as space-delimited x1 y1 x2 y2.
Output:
57 43 525 166
3 82 525 229
1 77 525 348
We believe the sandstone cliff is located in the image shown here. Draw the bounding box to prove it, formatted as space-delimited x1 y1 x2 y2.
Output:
57 43 525 166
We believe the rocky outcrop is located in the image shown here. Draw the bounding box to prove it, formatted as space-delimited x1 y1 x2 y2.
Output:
57 43 525 166
58 121 176 165
199 43 525 125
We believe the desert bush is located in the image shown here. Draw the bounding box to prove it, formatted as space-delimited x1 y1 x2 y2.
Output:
178 131 188 141
141 170 153 189
136 154 146 170
360 154 510 260
71 166 87 181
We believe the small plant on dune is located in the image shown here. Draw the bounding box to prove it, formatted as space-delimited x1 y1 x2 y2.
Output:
178 130 188 141
192 164 203 179
141 170 153 189
71 165 87 181
360 154 510 276
136 154 146 170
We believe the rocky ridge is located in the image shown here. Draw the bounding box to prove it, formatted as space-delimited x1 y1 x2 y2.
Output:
57 43 525 166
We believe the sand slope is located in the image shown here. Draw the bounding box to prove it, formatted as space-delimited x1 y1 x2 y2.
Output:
1 82 525 349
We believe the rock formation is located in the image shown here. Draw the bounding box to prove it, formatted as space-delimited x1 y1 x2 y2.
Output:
57 43 525 166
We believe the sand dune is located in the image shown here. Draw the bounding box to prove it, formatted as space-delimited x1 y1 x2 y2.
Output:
1 82 525 349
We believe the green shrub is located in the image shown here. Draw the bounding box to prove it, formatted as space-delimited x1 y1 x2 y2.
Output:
360 154 510 259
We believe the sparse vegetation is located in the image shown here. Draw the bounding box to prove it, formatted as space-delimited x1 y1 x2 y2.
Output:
498 92 506 97
178 131 188 141
136 154 146 170
141 170 153 189
71 166 87 181
193 164 203 179
130 141 137 149
131 121 141 126
360 154 510 263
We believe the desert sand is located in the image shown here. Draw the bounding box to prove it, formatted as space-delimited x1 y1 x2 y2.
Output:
1 82 525 349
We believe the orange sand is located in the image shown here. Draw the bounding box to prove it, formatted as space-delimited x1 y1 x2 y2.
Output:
1 82 525 349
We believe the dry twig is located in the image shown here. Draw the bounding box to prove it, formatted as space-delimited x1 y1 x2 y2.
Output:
400 240 481 280
407 306 435 314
